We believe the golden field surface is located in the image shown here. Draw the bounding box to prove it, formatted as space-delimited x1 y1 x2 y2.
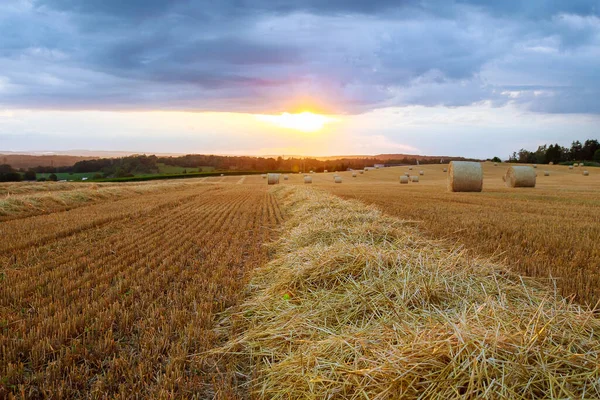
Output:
1 163 599 398
280 164 600 305
0 184 283 398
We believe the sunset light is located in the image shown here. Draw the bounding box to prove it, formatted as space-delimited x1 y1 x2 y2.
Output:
255 112 339 133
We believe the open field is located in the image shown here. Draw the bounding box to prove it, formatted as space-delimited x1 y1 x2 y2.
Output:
217 186 600 398
0 184 283 398
277 164 600 305
2 164 600 398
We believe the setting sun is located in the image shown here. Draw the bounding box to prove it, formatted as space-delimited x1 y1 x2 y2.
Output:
254 111 339 133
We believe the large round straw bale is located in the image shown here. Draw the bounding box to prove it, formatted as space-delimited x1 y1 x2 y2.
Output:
583 170 589 176
569 165 574 170
447 161 483 192
533 164 537 168
220 173 224 176
494 162 498 166
334 176 342 183
399 176 409 184
408 167 413 170
304 176 312 184
573 163 578 167
505 166 536 188
267 173 280 185
359 170 364 174
404 172 410 177
283 175 289 180
544 171 550 176
352 173 357 177
443 168 448 172
549 161 554 165
419 170 424 176
411 176 419 183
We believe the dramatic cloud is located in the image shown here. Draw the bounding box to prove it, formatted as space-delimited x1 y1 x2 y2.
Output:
0 0 599 114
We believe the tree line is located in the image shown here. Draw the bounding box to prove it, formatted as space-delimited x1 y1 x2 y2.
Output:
508 139 600 164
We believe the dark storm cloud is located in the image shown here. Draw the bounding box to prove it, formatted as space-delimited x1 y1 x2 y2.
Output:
0 0 599 114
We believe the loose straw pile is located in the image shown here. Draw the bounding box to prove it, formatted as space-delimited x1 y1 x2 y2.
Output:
216 187 600 399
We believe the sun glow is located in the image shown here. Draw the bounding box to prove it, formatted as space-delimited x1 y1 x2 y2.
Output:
255 112 338 133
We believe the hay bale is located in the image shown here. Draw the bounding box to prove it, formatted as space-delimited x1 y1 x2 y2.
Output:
583 170 589 176
419 170 424 176
408 167 413 170
573 163 578 167
359 171 364 174
283 175 289 180
324 170 328 173
505 166 536 188
533 164 537 168
443 168 447 172
267 173 280 185
494 162 498 166
334 177 342 184
411 176 419 183
399 176 409 184
220 173 224 177
569 165 574 170
447 161 483 192
544 171 550 176
304 176 312 184
352 173 357 178
261 174 266 179
549 162 554 165
404 172 410 177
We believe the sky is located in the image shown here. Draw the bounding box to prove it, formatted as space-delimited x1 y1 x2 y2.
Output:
1 0 599 158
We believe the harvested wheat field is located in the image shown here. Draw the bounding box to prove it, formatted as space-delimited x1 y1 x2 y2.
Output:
2 168 600 399
0 183 283 398
305 164 600 305
216 186 600 399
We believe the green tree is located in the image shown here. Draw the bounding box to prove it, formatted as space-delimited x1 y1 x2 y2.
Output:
594 149 600 162
492 156 501 163
48 173 58 181
23 170 37 181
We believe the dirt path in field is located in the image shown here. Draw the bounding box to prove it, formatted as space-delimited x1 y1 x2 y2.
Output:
0 184 285 399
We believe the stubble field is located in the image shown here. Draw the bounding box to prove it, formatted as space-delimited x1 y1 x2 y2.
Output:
1 163 599 398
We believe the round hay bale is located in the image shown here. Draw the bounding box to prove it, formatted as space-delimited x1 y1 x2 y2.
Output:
304 176 312 184
399 176 409 184
443 168 447 172
419 170 424 176
261 174 266 179
494 162 498 166
408 167 413 170
334 176 342 183
583 170 589 176
404 172 410 177
505 166 536 188
544 171 550 176
573 163 578 167
411 176 419 183
283 175 289 180
447 161 483 192
359 170 364 174
267 173 280 185
324 170 328 173
549 161 554 165
352 173 357 177
220 173 224 176
532 164 537 168
569 165 574 170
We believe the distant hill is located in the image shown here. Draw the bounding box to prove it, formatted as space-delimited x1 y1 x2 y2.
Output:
0 154 99 169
